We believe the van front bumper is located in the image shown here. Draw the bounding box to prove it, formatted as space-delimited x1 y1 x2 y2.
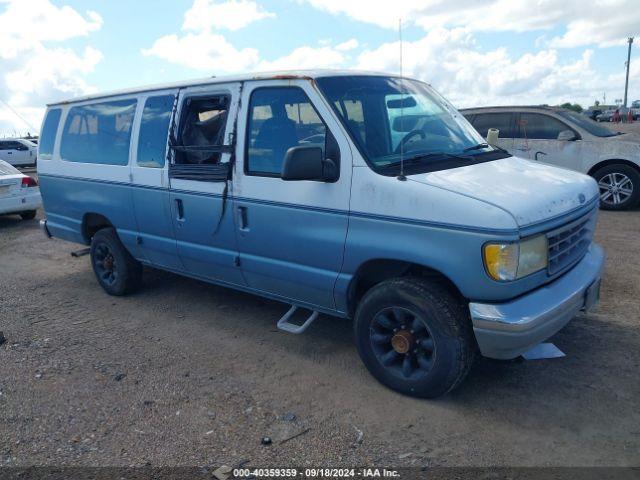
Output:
469 243 604 360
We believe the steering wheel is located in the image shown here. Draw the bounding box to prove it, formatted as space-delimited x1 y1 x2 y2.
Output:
394 129 426 154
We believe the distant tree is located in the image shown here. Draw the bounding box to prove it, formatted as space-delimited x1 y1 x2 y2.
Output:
560 102 583 113
594 100 600 106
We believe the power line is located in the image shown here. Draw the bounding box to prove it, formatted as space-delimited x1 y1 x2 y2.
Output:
0 98 37 132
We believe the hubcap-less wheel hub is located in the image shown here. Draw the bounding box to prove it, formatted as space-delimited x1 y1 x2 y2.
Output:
391 330 413 354
370 307 436 379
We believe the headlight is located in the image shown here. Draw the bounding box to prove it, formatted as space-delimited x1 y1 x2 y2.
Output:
483 235 548 281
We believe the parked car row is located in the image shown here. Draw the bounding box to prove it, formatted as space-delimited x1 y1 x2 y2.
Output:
0 159 41 220
461 106 640 210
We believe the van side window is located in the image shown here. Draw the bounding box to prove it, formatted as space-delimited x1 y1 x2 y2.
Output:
472 113 515 138
137 95 175 168
39 108 62 160
247 87 327 176
176 96 228 165
517 113 573 140
60 99 136 165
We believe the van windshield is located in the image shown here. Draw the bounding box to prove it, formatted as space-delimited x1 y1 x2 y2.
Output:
316 75 510 174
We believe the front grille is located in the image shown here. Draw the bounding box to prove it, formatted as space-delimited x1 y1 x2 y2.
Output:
546 210 596 276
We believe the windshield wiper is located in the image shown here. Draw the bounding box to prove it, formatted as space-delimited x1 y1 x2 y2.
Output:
385 151 472 167
463 142 491 152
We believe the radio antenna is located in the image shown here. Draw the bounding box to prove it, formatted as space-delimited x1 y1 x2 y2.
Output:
397 18 407 181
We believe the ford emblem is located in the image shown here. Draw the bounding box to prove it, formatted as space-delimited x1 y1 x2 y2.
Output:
578 193 586 204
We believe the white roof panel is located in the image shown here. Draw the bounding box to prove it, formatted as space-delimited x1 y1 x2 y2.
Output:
47 69 394 106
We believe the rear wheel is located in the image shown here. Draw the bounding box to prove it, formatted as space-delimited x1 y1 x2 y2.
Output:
354 277 475 398
90 227 142 296
19 210 36 220
593 164 640 210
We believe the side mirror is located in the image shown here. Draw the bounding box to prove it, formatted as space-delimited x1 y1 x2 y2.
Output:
281 146 323 181
557 130 577 141
281 146 337 182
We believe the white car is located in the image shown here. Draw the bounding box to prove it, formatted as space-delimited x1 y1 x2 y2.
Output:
0 159 41 219
461 106 640 210
0 138 38 167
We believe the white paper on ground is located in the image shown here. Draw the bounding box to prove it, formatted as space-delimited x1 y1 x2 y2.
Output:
521 343 566 360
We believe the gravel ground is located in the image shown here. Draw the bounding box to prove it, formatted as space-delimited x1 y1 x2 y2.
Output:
1 150 640 468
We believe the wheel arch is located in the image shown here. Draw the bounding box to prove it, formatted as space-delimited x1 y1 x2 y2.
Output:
346 258 464 318
587 158 640 177
81 212 114 244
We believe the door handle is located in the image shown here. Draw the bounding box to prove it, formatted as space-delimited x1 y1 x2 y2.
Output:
238 206 249 231
175 198 185 221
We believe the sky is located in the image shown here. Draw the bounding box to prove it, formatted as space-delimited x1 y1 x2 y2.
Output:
0 0 639 136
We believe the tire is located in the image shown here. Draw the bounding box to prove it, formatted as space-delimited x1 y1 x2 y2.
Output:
354 277 475 398
90 227 142 296
19 210 37 220
593 164 640 210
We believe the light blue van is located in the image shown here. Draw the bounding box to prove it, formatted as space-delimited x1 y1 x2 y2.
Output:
37 70 604 397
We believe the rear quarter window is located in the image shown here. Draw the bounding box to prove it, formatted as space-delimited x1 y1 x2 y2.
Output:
60 99 137 165
38 108 62 160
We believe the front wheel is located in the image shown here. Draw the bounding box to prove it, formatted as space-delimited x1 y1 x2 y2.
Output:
593 164 640 210
354 278 475 398
90 227 142 296
20 210 36 220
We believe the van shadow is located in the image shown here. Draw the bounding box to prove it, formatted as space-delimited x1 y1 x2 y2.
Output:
137 266 638 413
450 313 638 410
139 265 355 351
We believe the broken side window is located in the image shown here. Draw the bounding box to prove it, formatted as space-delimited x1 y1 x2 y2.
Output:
175 96 229 165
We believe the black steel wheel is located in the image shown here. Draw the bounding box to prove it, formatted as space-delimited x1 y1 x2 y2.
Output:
93 243 118 287
354 277 475 398
370 306 436 380
90 227 142 296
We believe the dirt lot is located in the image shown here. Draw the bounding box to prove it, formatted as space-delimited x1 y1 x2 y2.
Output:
2 157 640 468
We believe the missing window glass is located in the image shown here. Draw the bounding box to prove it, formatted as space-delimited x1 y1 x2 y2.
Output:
175 96 229 165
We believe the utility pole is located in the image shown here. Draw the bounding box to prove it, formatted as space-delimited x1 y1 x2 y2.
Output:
623 37 634 108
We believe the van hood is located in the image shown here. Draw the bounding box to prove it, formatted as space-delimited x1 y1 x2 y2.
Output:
408 156 598 227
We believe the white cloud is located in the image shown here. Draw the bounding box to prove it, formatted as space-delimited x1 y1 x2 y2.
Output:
355 28 619 108
143 0 274 74
0 0 102 58
298 0 425 29
0 1 104 135
299 0 640 48
335 38 359 51
182 0 275 32
5 46 102 106
257 45 346 71
142 31 260 72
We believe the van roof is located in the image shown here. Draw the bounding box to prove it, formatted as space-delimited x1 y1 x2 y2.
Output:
47 69 393 106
